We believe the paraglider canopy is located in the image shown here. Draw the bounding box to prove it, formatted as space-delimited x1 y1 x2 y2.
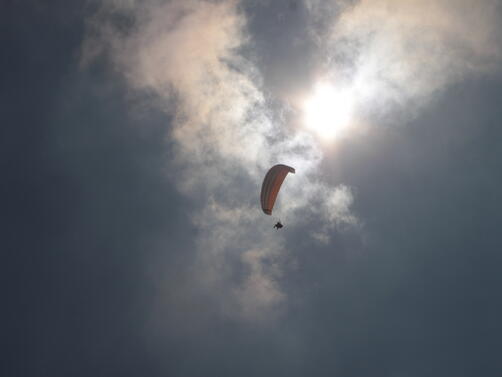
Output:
260 164 295 215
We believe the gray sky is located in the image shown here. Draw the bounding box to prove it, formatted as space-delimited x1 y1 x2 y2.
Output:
4 1 502 376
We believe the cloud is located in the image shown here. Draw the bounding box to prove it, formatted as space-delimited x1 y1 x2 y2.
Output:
82 0 357 322
310 0 502 123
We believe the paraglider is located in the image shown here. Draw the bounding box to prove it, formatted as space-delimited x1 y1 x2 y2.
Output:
260 164 295 228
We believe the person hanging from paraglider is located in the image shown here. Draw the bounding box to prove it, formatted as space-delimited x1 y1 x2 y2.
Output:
260 164 295 230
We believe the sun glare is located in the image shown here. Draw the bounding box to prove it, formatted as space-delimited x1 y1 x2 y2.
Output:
303 83 354 140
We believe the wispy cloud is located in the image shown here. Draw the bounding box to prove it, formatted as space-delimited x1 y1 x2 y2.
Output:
83 0 356 322
83 0 502 324
307 0 502 123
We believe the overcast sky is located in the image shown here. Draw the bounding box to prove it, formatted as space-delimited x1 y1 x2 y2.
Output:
4 1 502 376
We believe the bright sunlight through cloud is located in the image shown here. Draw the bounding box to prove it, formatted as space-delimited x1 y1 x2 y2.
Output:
303 82 355 140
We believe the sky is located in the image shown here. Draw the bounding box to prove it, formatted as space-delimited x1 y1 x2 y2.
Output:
3 0 502 376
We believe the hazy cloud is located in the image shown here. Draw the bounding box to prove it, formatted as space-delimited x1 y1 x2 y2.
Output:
313 0 502 123
81 0 502 324
83 0 356 321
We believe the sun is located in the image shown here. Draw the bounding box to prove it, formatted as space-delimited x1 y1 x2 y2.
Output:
303 82 355 140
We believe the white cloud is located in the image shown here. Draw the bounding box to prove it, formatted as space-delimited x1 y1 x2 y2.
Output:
309 0 502 124
82 0 357 322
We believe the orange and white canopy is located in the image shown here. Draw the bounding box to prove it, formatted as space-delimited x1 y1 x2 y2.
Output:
260 164 295 215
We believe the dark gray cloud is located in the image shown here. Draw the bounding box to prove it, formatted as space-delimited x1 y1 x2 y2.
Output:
4 1 502 376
